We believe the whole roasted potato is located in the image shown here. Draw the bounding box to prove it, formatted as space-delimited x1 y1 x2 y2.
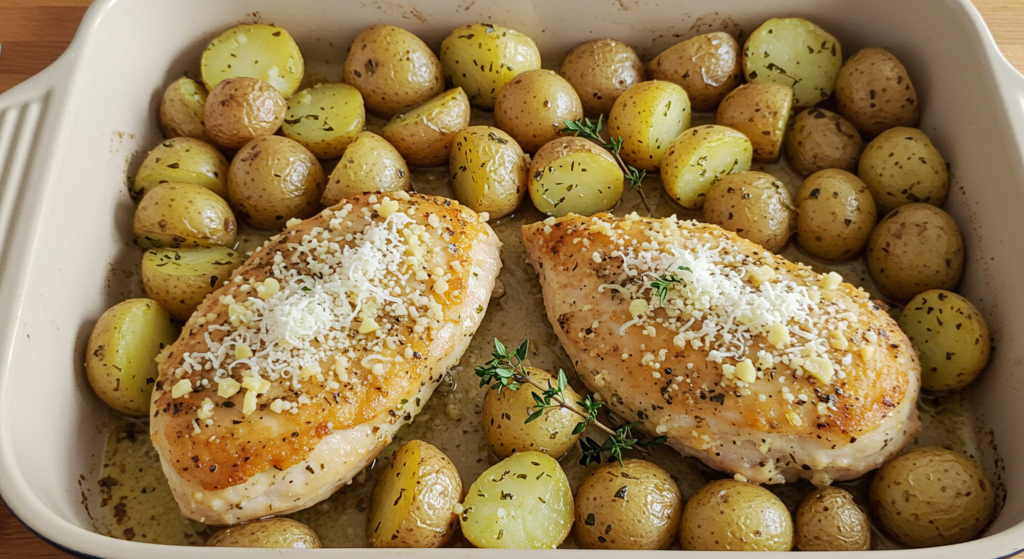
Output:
322 131 410 205
859 127 948 215
560 39 645 117
344 24 444 117
680 479 793 551
207 518 322 548
573 459 682 550
870 447 994 548
785 107 863 177
743 18 842 108
494 69 583 154
367 440 463 548
282 83 365 159
132 137 229 199
141 247 243 322
440 24 541 110
608 80 691 171
703 171 796 253
227 135 325 231
134 182 237 249
660 124 752 209
794 486 870 551
201 23 305 98
205 77 286 149
384 88 471 167
717 82 793 162
159 76 212 142
866 203 964 303
649 32 742 111
835 48 920 137
794 169 877 261
449 126 528 218
898 290 992 391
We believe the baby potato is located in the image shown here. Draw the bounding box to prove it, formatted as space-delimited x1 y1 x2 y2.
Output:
207 518 322 548
898 290 992 391
743 18 842 108
449 126 528 218
228 135 325 231
680 479 793 551
573 459 682 550
84 299 178 416
794 486 870 551
560 39 645 117
159 76 212 143
794 169 877 261
859 127 948 215
322 131 410 206
870 447 994 548
132 137 229 199
440 24 541 110
460 451 573 549
866 203 964 303
367 440 463 548
141 247 243 322
201 23 304 98
494 69 583 154
785 107 863 177
660 124 752 209
282 83 365 159
835 48 920 137
134 182 237 249
649 32 743 111
205 77 286 149
344 24 444 118
703 171 796 253
716 82 793 162
608 80 691 171
529 137 623 217
384 88 471 167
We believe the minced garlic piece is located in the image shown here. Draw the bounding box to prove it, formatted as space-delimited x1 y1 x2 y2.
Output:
242 375 271 395
860 345 876 362
299 365 320 380
286 217 303 228
749 265 776 287
242 389 258 415
235 343 254 360
358 318 380 334
735 359 757 383
433 279 449 294
197 398 215 420
171 379 192 398
269 399 287 414
785 410 803 426
375 197 399 218
768 323 790 348
822 271 843 290
629 299 649 318
216 378 241 398
829 330 849 350
803 356 835 384
478 212 490 222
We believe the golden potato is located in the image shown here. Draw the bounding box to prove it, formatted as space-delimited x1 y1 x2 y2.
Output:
794 486 870 551
608 80 691 171
679 479 793 551
440 24 542 110
207 518 322 548
159 76 212 142
659 124 752 209
742 18 842 108
560 39 645 117
134 182 237 249
282 83 365 159
494 69 583 154
205 77 286 149
528 137 623 217
227 135 325 231
132 137 229 199
344 24 444 117
702 171 796 253
870 447 994 548
383 88 471 167
649 32 742 111
322 131 410 206
573 459 682 550
898 290 992 391
835 48 920 138
141 247 243 322
201 23 304 98
858 127 948 215
85 299 179 416
794 169 877 261
785 107 863 177
449 126 528 219
716 82 793 162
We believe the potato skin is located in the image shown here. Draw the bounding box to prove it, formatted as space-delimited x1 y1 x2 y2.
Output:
608 80 691 171
480 367 583 459
159 77 212 143
785 108 863 177
141 247 243 322
494 69 583 154
716 82 793 162
344 24 444 118
680 479 793 551
794 486 870 551
858 127 948 215
870 447 994 548
742 18 842 108
133 137 229 199
384 88 471 167
866 203 964 303
322 131 410 206
898 290 992 391
449 126 528 218
835 48 920 138
528 137 623 217
703 171 796 253
228 135 325 230
573 459 682 550
650 32 742 111
282 83 366 159
207 518 322 548
795 169 877 261
205 77 286 149
560 39 645 117
134 182 237 249
440 24 541 110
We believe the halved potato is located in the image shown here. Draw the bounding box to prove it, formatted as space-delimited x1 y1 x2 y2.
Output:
608 81 691 171
450 126 529 219
660 124 752 209
323 131 411 205
134 182 237 249
133 137 229 199
439 24 542 110
142 247 243 322
282 83 365 159
716 82 793 162
742 18 842 108
383 88 471 167
649 32 742 111
529 137 623 217
201 23 304 98
159 77 212 142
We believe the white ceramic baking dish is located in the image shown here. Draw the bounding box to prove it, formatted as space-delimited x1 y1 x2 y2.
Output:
1 0 1023 556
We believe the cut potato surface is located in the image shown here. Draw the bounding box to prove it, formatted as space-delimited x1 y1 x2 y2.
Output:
450 126 528 219
440 24 541 110
282 83 365 160
743 18 842 107
529 137 623 217
323 131 410 205
660 124 752 209
717 82 793 162
133 182 237 249
133 137 229 199
201 24 304 98
384 87 471 167
608 80 691 171
898 290 991 391
141 247 243 322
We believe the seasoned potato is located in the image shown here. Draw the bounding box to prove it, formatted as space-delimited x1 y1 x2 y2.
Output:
529 137 623 217
207 518 322 548
322 131 410 206
159 77 212 142
560 39 645 117
383 88 471 167
795 486 870 551
134 182 237 249
859 127 948 215
680 479 793 551
282 83 365 159
344 24 444 117
201 24 304 98
716 82 793 162
141 247 243 322
794 169 877 261
367 440 463 548
608 80 691 171
703 171 796 253
870 447 994 548
573 459 682 550
660 124 752 209
898 290 992 391
649 32 743 111
227 135 325 231
440 24 542 110
85 299 178 416
866 203 964 303
494 69 583 154
835 48 920 137
743 18 842 108
132 137 229 199
785 108 863 177
460 451 573 549
205 77 286 149
449 126 528 218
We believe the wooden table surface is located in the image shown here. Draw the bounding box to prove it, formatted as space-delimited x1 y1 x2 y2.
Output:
1 0 1024 556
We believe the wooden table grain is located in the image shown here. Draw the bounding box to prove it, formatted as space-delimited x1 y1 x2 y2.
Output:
1 1 1023 557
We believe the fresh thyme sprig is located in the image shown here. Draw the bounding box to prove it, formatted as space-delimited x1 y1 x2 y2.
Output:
650 265 692 306
562 116 652 217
